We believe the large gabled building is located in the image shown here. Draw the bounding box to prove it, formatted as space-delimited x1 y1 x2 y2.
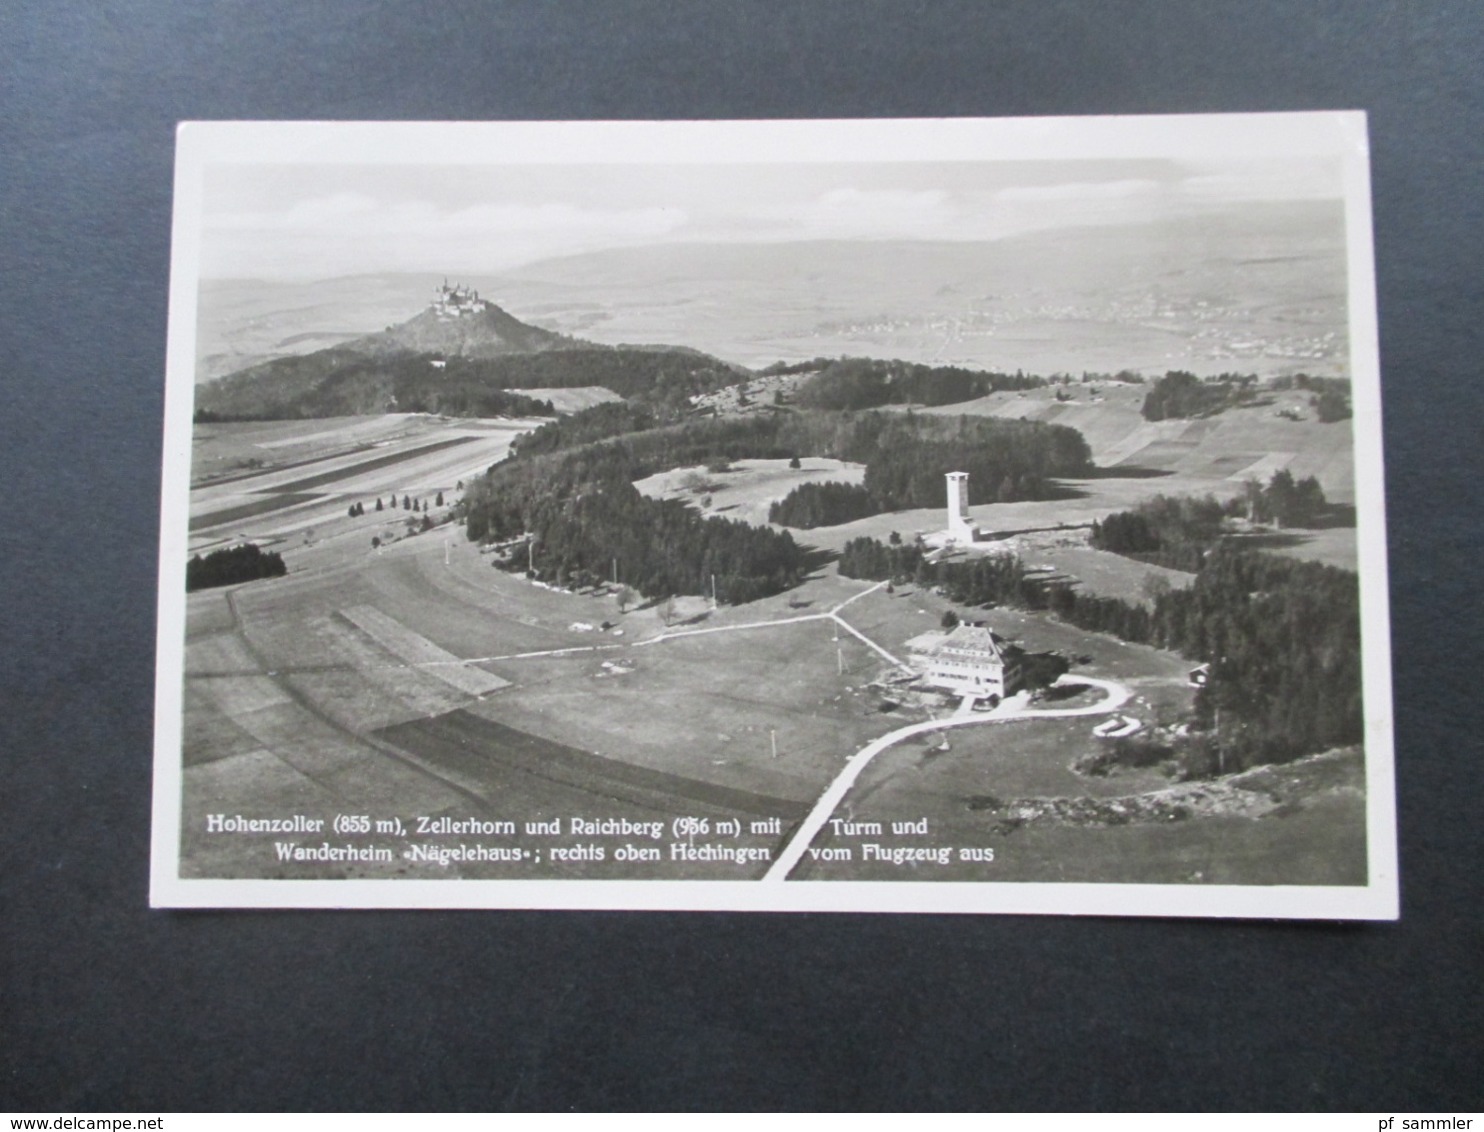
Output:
907 622 1023 701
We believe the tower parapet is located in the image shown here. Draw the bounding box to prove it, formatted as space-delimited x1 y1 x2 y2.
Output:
945 471 977 542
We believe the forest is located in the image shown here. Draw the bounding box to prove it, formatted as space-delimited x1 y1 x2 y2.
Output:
860 415 1091 510
502 408 1091 489
512 402 658 457
1090 471 1333 571
493 481 810 605
1090 495 1231 573
765 411 1093 528
793 357 1043 410
1140 370 1260 421
839 534 1360 775
464 410 1092 595
1270 373 1352 422
768 482 878 528
185 543 287 591
194 345 743 419
192 350 560 420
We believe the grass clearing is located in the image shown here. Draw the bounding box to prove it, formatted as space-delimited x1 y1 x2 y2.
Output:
508 386 622 412
636 458 864 528
338 604 510 696
792 740 1366 884
472 618 900 804
920 389 1355 501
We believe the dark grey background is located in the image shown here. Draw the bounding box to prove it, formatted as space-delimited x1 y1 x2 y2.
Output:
3 0 1480 1111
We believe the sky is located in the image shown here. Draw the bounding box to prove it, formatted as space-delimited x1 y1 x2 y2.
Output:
199 156 1344 281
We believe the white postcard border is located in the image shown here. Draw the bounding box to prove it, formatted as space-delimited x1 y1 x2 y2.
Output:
151 113 1398 918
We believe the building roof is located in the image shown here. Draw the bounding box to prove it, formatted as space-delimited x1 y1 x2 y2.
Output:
936 622 1012 660
908 622 1015 664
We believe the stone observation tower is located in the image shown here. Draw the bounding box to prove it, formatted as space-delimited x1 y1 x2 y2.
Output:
946 471 977 542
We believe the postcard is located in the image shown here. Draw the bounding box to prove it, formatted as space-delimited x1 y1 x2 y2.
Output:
151 114 1396 916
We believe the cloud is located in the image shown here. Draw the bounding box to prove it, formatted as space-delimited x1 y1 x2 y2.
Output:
204 194 689 276
996 178 1164 203
1178 163 1340 202
198 158 1343 279
781 188 958 238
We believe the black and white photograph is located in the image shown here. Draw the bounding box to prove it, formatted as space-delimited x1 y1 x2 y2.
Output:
151 114 1395 916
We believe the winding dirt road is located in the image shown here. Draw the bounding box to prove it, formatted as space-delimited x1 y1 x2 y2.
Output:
763 675 1131 881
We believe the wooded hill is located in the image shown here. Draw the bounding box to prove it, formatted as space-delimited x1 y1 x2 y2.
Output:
503 405 1092 490
794 356 1044 410
194 299 746 419
462 409 1092 603
766 410 1096 527
193 347 750 420
347 301 575 358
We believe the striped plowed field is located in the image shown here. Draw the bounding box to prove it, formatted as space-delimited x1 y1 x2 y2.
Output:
376 708 810 823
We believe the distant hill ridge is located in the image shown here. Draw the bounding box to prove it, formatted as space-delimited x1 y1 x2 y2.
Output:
195 282 747 420
345 280 580 358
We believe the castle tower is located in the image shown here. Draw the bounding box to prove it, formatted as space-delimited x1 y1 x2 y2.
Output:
946 472 976 542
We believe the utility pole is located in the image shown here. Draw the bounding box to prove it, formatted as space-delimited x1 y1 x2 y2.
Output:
613 557 618 586
837 646 845 676
770 729 777 759
528 535 535 574
444 539 450 566
711 573 717 608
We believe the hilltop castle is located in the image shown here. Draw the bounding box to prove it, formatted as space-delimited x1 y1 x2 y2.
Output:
431 279 490 320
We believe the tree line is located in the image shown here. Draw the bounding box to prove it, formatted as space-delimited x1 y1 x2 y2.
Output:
759 412 1093 528
757 357 835 376
494 482 810 605
794 357 1043 411
512 402 658 457
350 490 447 518
195 349 562 420
464 410 1088 602
467 412 1092 581
1090 495 1231 573
505 407 1087 480
768 481 878 528
1271 372 1352 421
1090 471 1333 571
1140 371 1261 421
861 415 1091 510
185 544 287 591
424 349 743 415
195 345 743 420
465 418 815 602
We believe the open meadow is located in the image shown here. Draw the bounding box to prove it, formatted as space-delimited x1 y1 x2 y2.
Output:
188 413 543 558
789 737 1366 885
178 406 1365 885
918 383 1357 502
635 457 865 528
